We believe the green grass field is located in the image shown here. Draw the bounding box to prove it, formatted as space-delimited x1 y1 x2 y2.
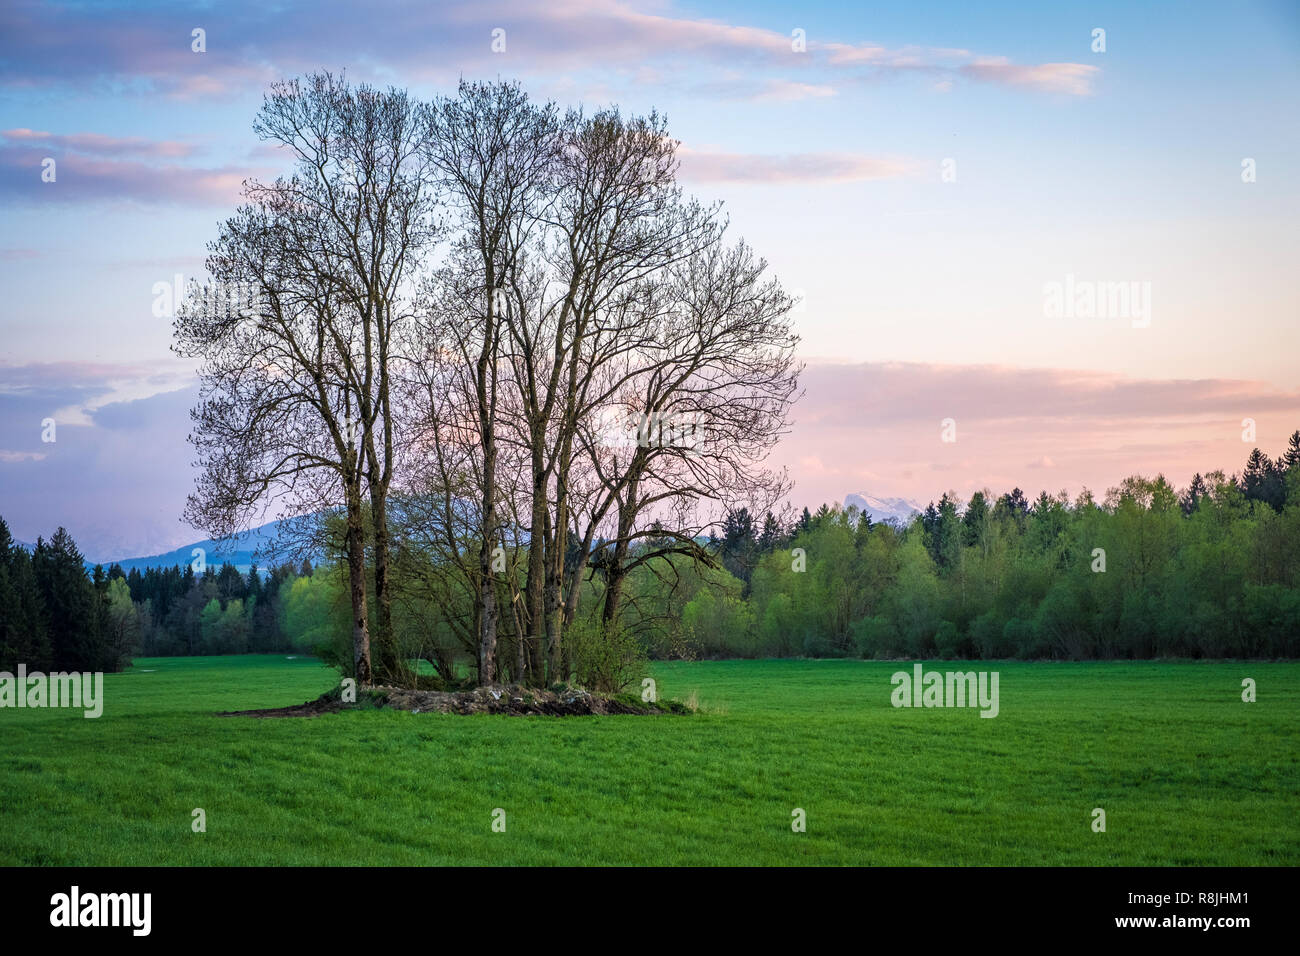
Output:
1 655 1296 865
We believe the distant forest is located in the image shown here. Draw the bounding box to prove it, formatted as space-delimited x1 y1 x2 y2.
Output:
706 439 1300 662
2 432 1298 675
0 521 313 671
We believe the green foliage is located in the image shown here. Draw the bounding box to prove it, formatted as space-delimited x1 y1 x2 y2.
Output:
564 617 649 693
624 452 1300 661
751 449 1300 660
682 580 756 657
4 433 1298 673
933 620 963 659
280 570 347 658
852 615 900 657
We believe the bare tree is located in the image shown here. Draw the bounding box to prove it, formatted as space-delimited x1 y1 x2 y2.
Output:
575 239 801 629
515 106 721 679
419 80 560 683
176 72 439 686
407 89 800 685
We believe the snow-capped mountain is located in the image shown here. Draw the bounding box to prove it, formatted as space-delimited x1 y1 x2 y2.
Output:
842 493 923 526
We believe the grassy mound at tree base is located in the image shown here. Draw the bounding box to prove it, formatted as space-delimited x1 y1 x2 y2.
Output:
219 682 691 718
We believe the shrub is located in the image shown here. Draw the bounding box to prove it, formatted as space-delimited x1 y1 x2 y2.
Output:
933 620 963 659
1241 584 1300 657
853 615 902 658
969 611 1007 658
1002 618 1039 659
802 632 850 658
565 617 649 693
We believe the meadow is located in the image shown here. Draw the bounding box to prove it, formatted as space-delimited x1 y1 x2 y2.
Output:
1 655 1296 866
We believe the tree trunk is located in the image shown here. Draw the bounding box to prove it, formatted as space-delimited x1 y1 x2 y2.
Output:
523 460 548 684
478 463 498 683
476 331 499 685
478 530 497 683
546 498 567 680
602 478 639 626
345 482 373 687
514 579 528 682
602 561 627 626
369 478 397 681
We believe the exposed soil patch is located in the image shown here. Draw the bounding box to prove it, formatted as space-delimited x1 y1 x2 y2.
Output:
219 683 689 718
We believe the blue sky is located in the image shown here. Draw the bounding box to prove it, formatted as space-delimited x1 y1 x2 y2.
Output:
1 0 1297 560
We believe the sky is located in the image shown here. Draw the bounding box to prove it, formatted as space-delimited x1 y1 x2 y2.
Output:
1 0 1298 561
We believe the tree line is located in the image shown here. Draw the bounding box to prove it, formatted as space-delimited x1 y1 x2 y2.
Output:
673 432 1300 661
5 432 1294 679
231 431 1300 679
0 518 337 668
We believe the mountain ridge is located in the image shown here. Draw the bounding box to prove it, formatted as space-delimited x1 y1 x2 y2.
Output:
83 520 304 574
842 492 923 525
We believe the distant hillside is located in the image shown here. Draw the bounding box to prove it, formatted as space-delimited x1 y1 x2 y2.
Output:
88 519 317 574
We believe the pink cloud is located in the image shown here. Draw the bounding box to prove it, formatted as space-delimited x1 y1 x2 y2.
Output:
2 128 197 158
773 361 1300 509
678 147 911 184
0 359 196 397
0 1 1099 99
690 77 837 102
0 145 266 206
959 59 1099 96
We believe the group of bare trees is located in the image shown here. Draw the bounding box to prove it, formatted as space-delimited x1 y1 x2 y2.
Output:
175 73 801 688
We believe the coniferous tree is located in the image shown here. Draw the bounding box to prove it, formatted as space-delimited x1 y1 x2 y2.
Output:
757 512 782 554
920 501 939 538
30 528 127 671
923 494 961 571
1181 472 1208 516
993 487 1029 533
962 491 989 548
720 508 758 585
1242 448 1285 512
0 520 53 670
1282 431 1300 472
